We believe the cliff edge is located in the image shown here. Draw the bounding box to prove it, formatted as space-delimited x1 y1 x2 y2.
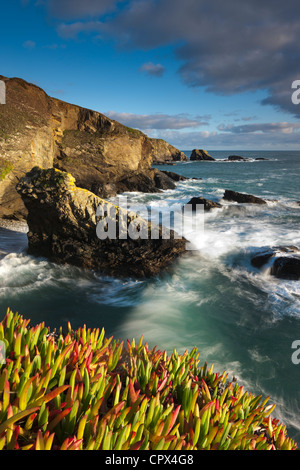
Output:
0 75 186 219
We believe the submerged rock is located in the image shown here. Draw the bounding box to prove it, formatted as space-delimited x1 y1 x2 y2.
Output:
251 246 300 280
223 190 267 205
190 149 215 161
16 167 187 279
186 197 222 212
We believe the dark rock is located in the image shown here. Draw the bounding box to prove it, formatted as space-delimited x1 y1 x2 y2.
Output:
271 256 300 280
251 246 300 280
16 167 187 279
161 171 188 182
226 155 249 161
251 250 276 269
223 190 267 204
190 149 215 161
186 197 222 212
255 157 269 161
90 169 179 198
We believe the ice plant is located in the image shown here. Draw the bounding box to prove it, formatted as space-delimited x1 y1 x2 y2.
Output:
0 309 297 450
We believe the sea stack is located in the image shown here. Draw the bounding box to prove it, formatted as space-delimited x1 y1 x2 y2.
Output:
190 149 215 161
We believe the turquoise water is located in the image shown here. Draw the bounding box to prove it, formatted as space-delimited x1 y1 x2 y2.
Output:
0 150 300 443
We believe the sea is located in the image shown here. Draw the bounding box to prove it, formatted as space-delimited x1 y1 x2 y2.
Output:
0 150 300 444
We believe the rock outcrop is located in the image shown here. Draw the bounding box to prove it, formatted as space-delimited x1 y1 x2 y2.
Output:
0 75 185 219
186 197 222 212
251 246 300 280
16 167 187 278
223 190 267 205
190 149 215 161
150 139 188 164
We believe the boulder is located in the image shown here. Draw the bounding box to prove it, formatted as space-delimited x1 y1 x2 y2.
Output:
271 256 300 280
186 197 222 212
251 246 300 280
223 190 267 204
190 149 215 161
16 167 187 279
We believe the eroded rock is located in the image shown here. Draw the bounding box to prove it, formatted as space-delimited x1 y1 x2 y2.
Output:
251 246 300 280
16 167 187 278
190 149 215 161
223 190 267 205
186 197 222 212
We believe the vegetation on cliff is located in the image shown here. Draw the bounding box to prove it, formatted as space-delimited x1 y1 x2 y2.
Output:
0 309 297 450
0 158 13 181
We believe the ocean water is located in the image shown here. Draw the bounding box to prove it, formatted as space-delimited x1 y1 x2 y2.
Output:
0 150 300 443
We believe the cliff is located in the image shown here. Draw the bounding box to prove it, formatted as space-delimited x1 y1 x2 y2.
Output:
0 75 185 219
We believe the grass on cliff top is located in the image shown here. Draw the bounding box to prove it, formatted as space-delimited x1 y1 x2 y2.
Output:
0 309 297 450
0 158 13 181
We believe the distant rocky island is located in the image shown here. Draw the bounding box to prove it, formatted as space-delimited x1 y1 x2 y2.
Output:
189 149 269 162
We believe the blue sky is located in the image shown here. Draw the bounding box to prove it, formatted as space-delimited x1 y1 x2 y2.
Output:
1 0 300 150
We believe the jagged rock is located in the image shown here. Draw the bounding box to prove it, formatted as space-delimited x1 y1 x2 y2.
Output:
190 149 215 161
16 167 187 278
0 75 185 220
186 197 222 212
161 171 187 182
251 246 300 280
223 190 267 204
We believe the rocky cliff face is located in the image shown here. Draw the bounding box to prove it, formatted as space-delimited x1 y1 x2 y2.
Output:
150 139 188 164
16 167 187 278
0 75 184 219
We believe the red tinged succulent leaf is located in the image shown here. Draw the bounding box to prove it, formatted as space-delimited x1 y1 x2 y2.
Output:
129 379 140 404
157 375 168 393
166 405 181 435
0 408 39 435
130 439 144 450
29 385 70 408
102 401 126 421
47 407 72 432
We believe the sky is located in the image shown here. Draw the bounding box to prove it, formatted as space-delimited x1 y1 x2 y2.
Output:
1 0 300 150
